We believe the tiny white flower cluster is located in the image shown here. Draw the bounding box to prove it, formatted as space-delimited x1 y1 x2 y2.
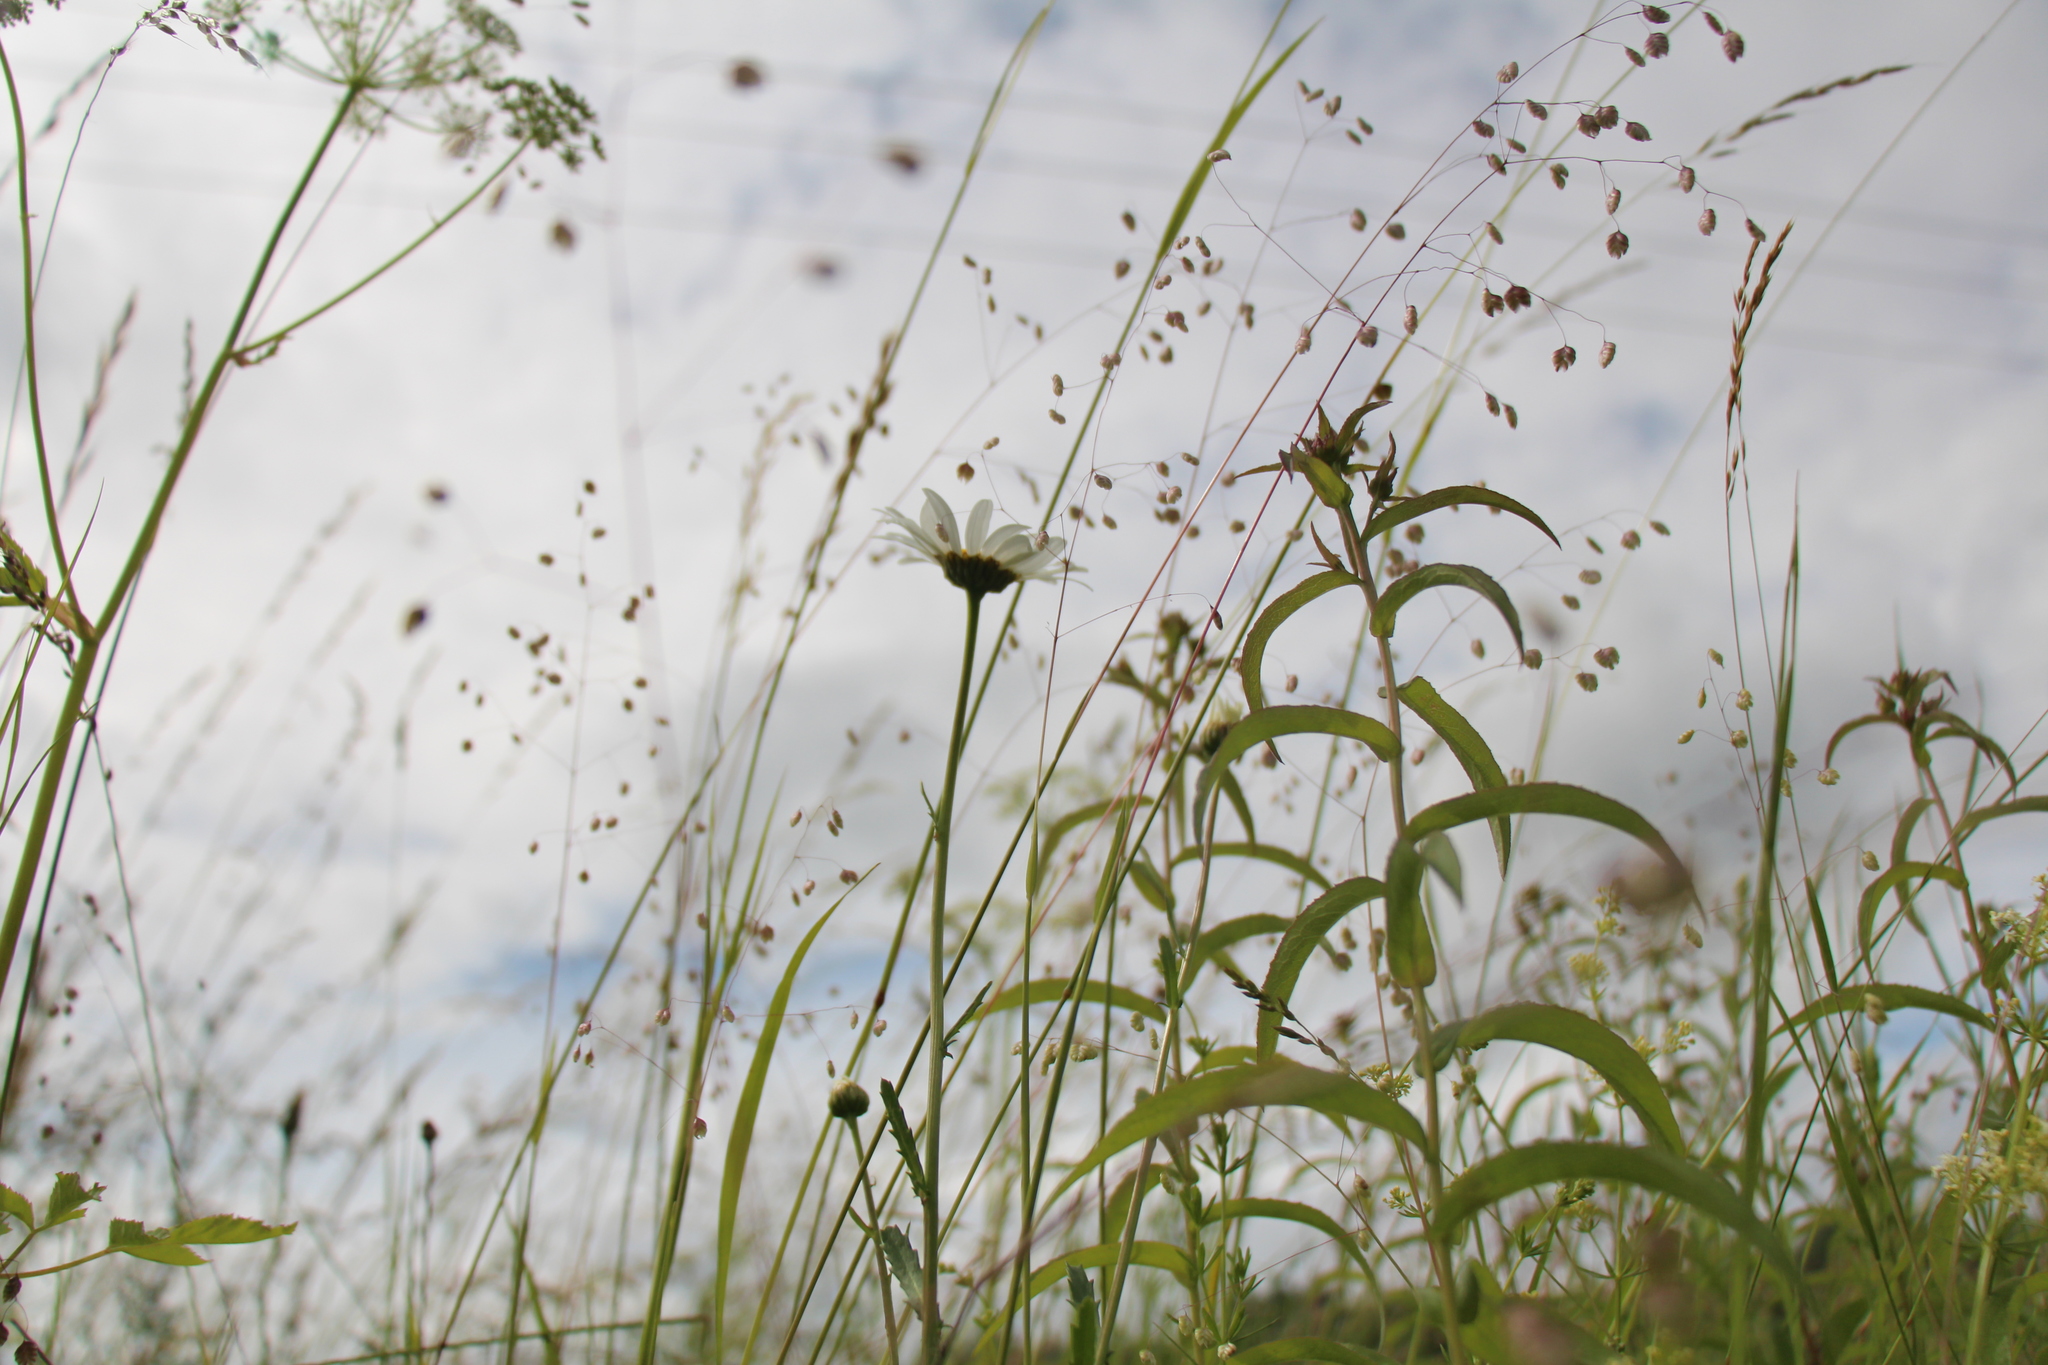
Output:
1989 873 2048 965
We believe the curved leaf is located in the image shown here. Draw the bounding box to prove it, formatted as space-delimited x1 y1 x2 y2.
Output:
1189 914 1291 980
1025 1242 1189 1300
1211 1198 1369 1273
1429 1002 1683 1151
1217 768 1257 842
1241 570 1361 712
1191 1045 1259 1074
715 896 843 1353
1416 831 1463 903
1824 712 1893 768
1368 563 1523 659
1360 485 1559 550
1129 856 1177 911
1857 861 1967 958
1050 1058 1424 1202
1951 795 2048 845
1030 796 1150 899
1171 840 1330 891
1888 796 1936 872
978 978 1166 1024
1382 839 1434 988
1437 1141 1798 1285
1398 677 1508 870
1232 1338 1400 1365
1197 706 1397 813
1257 877 1384 1057
1779 982 1995 1035
1919 711 2016 789
1406 782 1683 876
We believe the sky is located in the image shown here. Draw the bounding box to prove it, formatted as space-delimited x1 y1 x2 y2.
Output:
0 0 2042 1321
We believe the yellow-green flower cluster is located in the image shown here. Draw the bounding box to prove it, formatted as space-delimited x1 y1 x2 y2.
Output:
1934 1118 2048 1208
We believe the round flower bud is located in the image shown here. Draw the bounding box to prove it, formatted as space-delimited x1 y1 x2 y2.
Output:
828 1078 871 1120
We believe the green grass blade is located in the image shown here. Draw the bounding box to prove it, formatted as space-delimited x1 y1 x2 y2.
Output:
1197 705 1397 813
977 978 1165 1024
1210 1197 1369 1272
1240 569 1360 711
713 896 844 1358
1398 676 1509 870
1429 1002 1684 1151
1050 1058 1424 1205
1359 485 1559 549
1857 860 1967 958
1777 982 1995 1035
1436 1141 1800 1287
1168 840 1329 890
1949 794 2048 843
1404 782 1683 875
1256 877 1385 1057
1367 563 1524 659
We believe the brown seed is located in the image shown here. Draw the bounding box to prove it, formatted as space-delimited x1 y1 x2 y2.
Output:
1473 119 1495 138
1606 187 1622 214
1550 163 1569 189
1482 291 1502 317
1599 341 1617 368
1356 325 1378 347
1645 31 1670 58
1620 529 1640 549
1722 30 1745 62
1485 393 1501 416
1597 105 1619 128
1677 165 1695 192
1349 208 1367 231
1504 284 1532 311
1643 4 1671 20
1503 404 1519 428
1486 153 1506 175
1120 210 1135 231
1049 409 1066 424
1525 99 1548 119
1522 648 1542 668
1094 473 1112 489
1403 304 1418 333
1625 121 1651 142
1113 259 1130 278
1626 47 1645 67
1576 672 1598 692
1498 61 1519 82
1553 345 1576 372
1484 221 1503 244
1698 207 1717 235
1386 222 1406 240
1577 113 1601 138
1595 646 1620 669
1606 230 1630 258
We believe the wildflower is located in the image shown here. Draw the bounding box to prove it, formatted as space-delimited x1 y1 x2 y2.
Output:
878 491 1071 597
828 1078 872 1120
1990 875 2048 962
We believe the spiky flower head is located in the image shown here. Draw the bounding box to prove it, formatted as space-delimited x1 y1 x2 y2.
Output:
879 490 1071 596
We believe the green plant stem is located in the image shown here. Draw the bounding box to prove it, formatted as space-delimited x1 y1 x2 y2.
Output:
924 587 981 1362
0 83 362 1019
845 1118 905 1365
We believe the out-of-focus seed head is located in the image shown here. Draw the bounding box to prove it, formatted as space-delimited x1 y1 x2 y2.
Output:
1722 30 1745 61
1482 291 1503 317
1504 284 1532 311
1625 121 1651 142
1207 148 1231 163
1295 325 1313 354
1626 47 1645 67
1485 393 1501 416
1643 4 1672 20
1862 850 1880 871
1677 165 1695 192
1579 568 1602 585
1503 403 1519 428
1595 647 1620 669
655 1007 671 1025
1403 304 1419 333
1577 113 1601 138
693 1116 708 1138
1349 207 1366 231
1553 345 1576 372
1698 207 1718 236
1385 222 1406 240
1606 230 1630 259
956 462 975 482
1599 340 1617 368
1682 923 1703 948
1863 993 1889 1025
1484 221 1504 244
1522 648 1542 669
1472 119 1495 138
828 1078 871 1120
1094 473 1112 490
1646 31 1670 58
1730 729 1749 749
1747 217 1767 242
1819 768 1841 786
1678 729 1695 744
1605 187 1622 215
1498 61 1519 82
1487 152 1506 175
1597 105 1620 128
1550 162 1569 189
1735 689 1754 711
1356 324 1378 347
1576 672 1598 692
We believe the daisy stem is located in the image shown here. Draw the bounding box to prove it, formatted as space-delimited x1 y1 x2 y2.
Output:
925 587 981 1363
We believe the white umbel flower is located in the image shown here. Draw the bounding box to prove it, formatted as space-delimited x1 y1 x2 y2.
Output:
879 489 1073 595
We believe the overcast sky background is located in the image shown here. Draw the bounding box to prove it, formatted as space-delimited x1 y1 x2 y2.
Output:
0 0 2042 1281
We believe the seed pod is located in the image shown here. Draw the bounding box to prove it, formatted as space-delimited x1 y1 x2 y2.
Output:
1579 568 1602 584
1295 325 1312 354
1730 730 1749 749
1678 729 1695 744
1385 222 1406 240
1722 30 1745 62
1207 148 1231 163
1625 121 1651 142
1485 392 1501 416
1553 345 1576 371
828 1078 871 1119
1698 207 1717 235
1402 304 1418 333
1682 923 1703 949
1484 221 1503 244
1482 291 1502 316
1522 648 1542 669
1113 259 1129 278
1550 162 1569 189
1599 340 1617 368
693 1116 708 1138
1863 993 1888 1025
1503 404 1519 428
1498 61 1519 82
1643 4 1672 20
1677 165 1695 193
1120 210 1135 231
1349 207 1367 231
1597 105 1619 128
1486 153 1506 175
1356 324 1378 347
1862 850 1880 871
1094 473 1112 489
1646 31 1670 58
1626 47 1645 67
1473 119 1495 137
1606 231 1630 258
1819 768 1841 786
1577 113 1601 138
1576 672 1598 692
1595 646 1619 669
1605 187 1621 214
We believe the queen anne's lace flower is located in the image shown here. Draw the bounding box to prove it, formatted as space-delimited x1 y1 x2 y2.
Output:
879 489 1073 595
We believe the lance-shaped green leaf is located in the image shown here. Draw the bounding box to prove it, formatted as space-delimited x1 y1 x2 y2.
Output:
1857 861 1967 958
1128 855 1177 910
1257 877 1385 1057
1398 677 1509 869
1824 712 1894 768
1918 711 2017 789
1417 832 1463 902
1023 1242 1190 1300
1428 1002 1684 1151
1231 1338 1400 1365
1437 1141 1798 1285
1170 840 1329 890
1779 982 1995 1035
877 1225 926 1317
1197 706 1397 813
1211 1198 1369 1272
1189 914 1291 979
110 1214 294 1266
878 1079 930 1203
978 978 1165 1024
1368 563 1524 659
1405 783 1683 879
1360 485 1559 550
1217 768 1257 841
1382 839 1434 988
1066 1267 1098 1365
1050 1058 1424 1203
714 896 844 1354
1951 795 2048 844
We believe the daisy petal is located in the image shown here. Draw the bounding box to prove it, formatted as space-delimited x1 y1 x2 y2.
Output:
964 500 994 552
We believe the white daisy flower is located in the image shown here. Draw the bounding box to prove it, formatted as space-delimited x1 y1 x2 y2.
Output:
878 489 1074 596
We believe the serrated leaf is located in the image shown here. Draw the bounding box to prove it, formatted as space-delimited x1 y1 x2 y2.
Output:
1211 1197 1369 1272
1169 840 1329 890
1429 1002 1684 1150
1437 1141 1799 1286
714 895 843 1355
1368 563 1523 659
1359 485 1558 550
1857 861 1967 959
877 1079 931 1204
877 1224 925 1315
109 1219 207 1266
943 983 991 1059
978 977 1166 1024
0 1183 33 1229
46 1171 104 1226
1398 676 1509 869
1231 1337 1400 1365
1405 782 1684 880
1778 983 1995 1035
1197 705 1397 814
1382 839 1434 987
1256 877 1384 1057
1048 1058 1424 1204
160 1214 294 1245
1065 1266 1098 1365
